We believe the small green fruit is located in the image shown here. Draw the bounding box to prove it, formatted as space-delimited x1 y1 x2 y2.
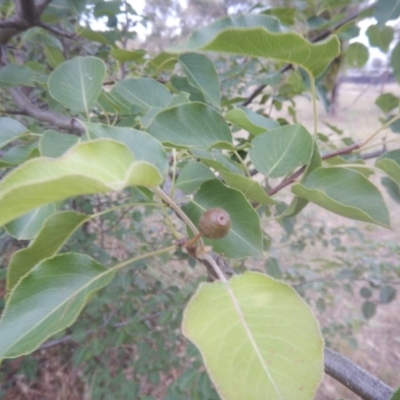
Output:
198 208 231 239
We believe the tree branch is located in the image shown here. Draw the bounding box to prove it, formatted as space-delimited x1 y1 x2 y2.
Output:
0 0 74 45
267 142 362 196
7 87 85 134
324 347 393 400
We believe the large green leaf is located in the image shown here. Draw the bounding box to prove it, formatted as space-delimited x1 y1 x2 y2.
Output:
376 149 400 184
7 211 88 291
5 203 57 241
182 180 263 258
249 124 314 178
83 123 168 175
292 167 390 227
180 15 340 78
48 56 106 113
0 118 28 149
0 139 163 226
225 108 279 136
178 53 220 108
147 103 232 149
182 272 324 400
0 253 115 360
111 78 172 110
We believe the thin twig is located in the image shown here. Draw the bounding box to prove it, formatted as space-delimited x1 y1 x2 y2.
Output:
324 347 393 400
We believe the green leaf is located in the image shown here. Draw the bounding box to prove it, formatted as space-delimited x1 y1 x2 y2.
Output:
366 24 394 53
180 14 340 78
176 162 216 194
374 0 400 26
225 108 279 136
170 76 206 103
111 78 172 110
345 42 369 68
264 7 296 26
249 124 314 178
5 203 57 241
0 118 28 149
7 211 88 291
391 42 400 84
44 45 65 68
0 139 163 226
48 56 106 113
0 253 115 360
83 123 168 175
220 171 277 205
376 150 400 185
379 286 396 304
110 48 146 63
147 52 177 72
94 1 121 17
292 167 390 227
182 179 263 258
361 300 376 319
181 14 282 48
182 272 324 400
147 103 232 149
0 143 39 168
264 258 283 279
178 53 220 108
381 177 400 204
192 149 243 175
375 93 400 113
76 27 111 45
0 64 34 87
39 130 80 157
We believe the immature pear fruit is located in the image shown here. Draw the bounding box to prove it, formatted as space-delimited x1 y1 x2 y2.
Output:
198 208 231 239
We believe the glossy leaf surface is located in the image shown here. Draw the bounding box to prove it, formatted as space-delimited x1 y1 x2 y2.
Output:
182 272 324 400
